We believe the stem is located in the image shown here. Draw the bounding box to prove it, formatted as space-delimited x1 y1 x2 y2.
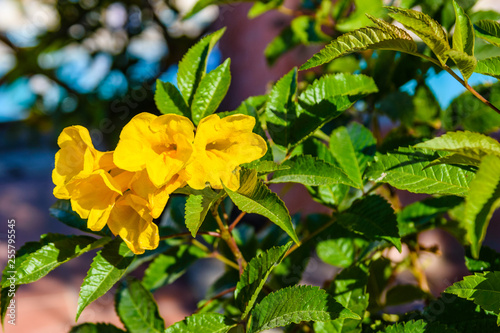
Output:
410 249 431 294
229 211 246 232
159 231 220 240
195 287 236 314
405 51 500 115
286 217 337 257
212 208 247 274
191 239 240 270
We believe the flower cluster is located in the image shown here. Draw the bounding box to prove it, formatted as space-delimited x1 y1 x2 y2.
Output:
53 113 267 254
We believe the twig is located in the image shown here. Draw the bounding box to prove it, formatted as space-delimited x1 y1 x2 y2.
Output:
228 211 246 232
195 287 236 314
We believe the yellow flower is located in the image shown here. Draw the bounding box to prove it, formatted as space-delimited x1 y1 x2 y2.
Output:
185 114 267 190
114 112 194 188
129 169 186 219
108 193 159 254
53 126 113 199
66 169 122 231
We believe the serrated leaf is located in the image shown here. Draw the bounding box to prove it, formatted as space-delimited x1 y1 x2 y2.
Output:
329 122 377 188
387 6 450 65
165 313 236 333
244 160 290 174
315 266 368 333
76 238 135 320
248 285 359 333
235 243 291 318
269 155 358 188
336 195 401 251
224 170 298 244
448 49 477 81
378 320 427 333
185 188 221 237
142 245 205 291
365 147 475 196
154 80 190 117
115 277 165 333
445 271 500 315
464 155 500 258
300 20 416 70
191 58 231 125
264 68 297 148
177 28 225 106
296 74 378 146
475 20 500 47
415 131 500 167
397 196 463 237
476 57 500 79
50 200 111 237
69 323 126 333
452 0 474 56
1 234 109 287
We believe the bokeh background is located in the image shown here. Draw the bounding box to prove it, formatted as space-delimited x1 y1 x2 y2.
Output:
1 0 500 332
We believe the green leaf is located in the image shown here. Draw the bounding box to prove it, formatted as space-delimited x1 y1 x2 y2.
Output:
225 169 298 244
397 196 463 237
248 285 359 333
475 20 500 47
191 58 231 125
316 238 356 268
315 266 368 333
336 195 401 251
154 80 190 117
476 57 500 79
248 0 283 18
443 83 500 133
50 200 111 237
69 323 126 333
265 16 329 65
244 160 290 174
115 277 165 333
269 155 358 188
365 147 475 196
165 313 236 333
329 123 377 188
378 320 427 333
76 238 135 321
300 18 416 70
448 49 477 81
185 188 222 237
414 131 500 166
142 245 206 291
385 284 429 306
387 6 450 65
464 155 500 258
465 245 500 273
335 0 384 32
452 0 475 56
235 242 291 318
1 234 109 287
177 28 225 106
264 68 297 148
445 271 500 315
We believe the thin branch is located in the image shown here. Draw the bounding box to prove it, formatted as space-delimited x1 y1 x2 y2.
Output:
228 211 246 232
194 287 236 314
160 231 220 240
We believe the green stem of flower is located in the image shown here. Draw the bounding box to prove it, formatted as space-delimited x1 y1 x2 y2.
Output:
190 239 240 270
212 208 247 274
159 231 220 240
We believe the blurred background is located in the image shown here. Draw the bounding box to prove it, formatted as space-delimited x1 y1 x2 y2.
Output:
1 0 500 332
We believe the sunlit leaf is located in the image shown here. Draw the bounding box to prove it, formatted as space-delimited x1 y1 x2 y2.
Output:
165 313 237 333
155 80 190 117
475 20 500 47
